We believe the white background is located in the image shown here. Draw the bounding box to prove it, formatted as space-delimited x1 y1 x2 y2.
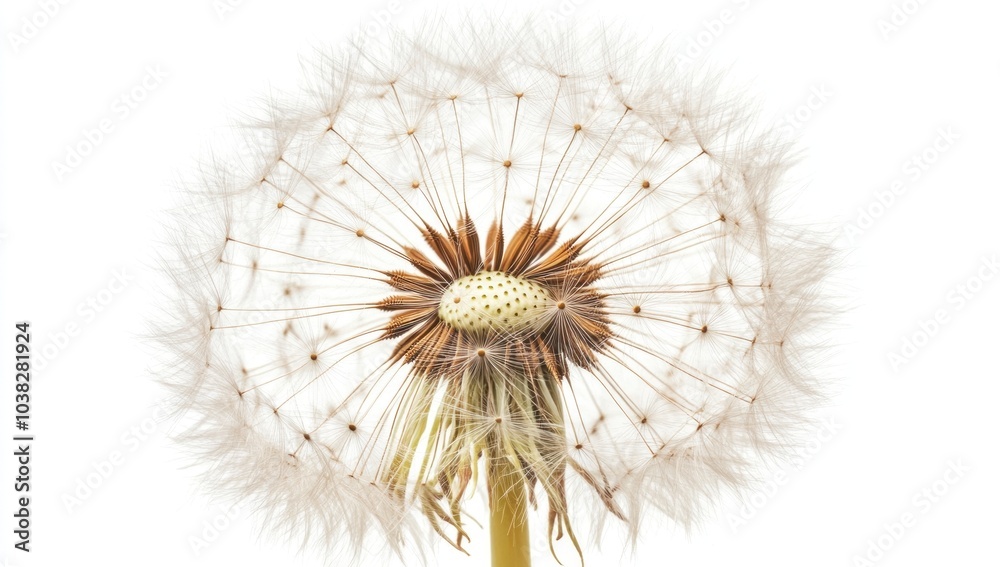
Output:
2 0 998 566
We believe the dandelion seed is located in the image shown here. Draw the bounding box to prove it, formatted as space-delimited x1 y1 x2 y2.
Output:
156 16 831 567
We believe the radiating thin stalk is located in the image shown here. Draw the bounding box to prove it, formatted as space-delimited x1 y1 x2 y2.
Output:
488 435 531 567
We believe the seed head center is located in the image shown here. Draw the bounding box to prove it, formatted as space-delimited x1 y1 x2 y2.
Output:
438 270 553 334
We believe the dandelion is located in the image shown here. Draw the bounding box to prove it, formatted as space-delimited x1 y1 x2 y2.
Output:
156 17 830 567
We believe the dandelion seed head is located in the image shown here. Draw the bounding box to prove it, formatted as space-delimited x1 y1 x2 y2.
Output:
154 14 833 566
438 271 553 334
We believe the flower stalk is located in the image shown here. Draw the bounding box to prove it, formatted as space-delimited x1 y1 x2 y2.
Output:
488 434 532 567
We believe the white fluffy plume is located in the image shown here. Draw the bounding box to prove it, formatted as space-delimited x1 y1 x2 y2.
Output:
153 15 832 566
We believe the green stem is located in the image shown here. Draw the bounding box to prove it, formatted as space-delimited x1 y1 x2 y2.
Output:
488 449 531 567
